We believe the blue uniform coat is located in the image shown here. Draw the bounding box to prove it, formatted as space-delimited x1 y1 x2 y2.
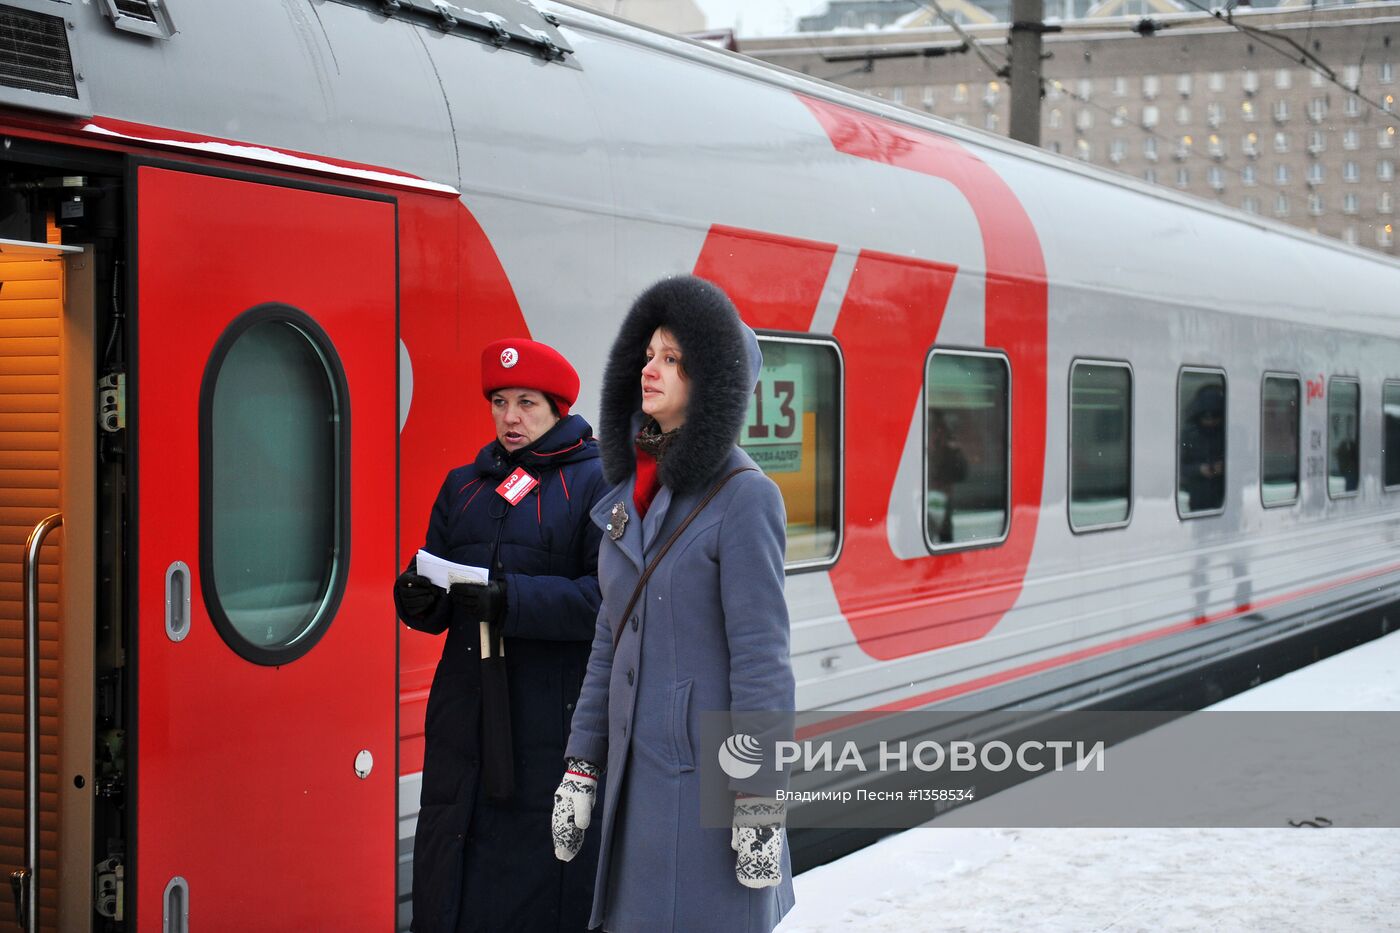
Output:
397 414 609 933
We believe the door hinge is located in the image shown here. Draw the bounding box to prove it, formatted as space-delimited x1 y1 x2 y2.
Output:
94 856 123 921
98 373 125 433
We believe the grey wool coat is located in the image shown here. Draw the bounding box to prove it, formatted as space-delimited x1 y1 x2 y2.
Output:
565 276 797 933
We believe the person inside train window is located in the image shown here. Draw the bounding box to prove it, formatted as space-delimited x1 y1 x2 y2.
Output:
928 408 969 543
392 339 610 933
552 276 796 933
1179 379 1227 514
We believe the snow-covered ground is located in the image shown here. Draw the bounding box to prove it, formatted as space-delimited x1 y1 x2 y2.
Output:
779 631 1400 932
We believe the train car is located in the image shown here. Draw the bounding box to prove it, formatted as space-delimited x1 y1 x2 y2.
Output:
1 0 1399 929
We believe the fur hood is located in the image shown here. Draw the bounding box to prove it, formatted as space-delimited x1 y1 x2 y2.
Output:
599 275 762 493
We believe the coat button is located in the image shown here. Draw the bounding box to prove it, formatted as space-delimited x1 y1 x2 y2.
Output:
566 701 575 711
631 616 639 632
627 669 634 686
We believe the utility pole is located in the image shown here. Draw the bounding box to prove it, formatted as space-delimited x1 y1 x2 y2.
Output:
1008 0 1045 146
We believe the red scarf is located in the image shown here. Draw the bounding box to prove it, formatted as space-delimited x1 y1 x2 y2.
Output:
633 446 661 518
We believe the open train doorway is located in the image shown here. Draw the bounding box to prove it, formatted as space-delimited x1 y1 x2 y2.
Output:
0 156 108 933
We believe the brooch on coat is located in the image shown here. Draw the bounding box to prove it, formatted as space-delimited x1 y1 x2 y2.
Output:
607 501 628 541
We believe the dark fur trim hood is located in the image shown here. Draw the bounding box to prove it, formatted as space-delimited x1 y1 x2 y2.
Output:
599 275 761 492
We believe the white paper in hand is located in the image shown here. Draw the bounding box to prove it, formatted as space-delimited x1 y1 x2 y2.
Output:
415 549 490 589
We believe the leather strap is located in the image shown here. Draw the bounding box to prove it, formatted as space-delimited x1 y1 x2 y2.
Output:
612 467 755 649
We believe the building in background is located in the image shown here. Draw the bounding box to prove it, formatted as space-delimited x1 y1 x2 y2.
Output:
798 1 922 31
743 1 1400 254
567 0 706 34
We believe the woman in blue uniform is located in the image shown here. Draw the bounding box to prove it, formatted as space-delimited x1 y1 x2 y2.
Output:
395 338 609 933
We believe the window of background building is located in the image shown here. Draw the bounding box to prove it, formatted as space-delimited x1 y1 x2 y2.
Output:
1178 369 1227 517
1209 72 1225 92
1110 138 1126 163
1242 100 1257 121
1308 97 1327 122
742 336 842 565
891 87 905 105
1344 226 1360 245
1177 73 1193 97
1207 102 1223 127
1242 164 1258 186
984 81 1000 106
1381 223 1395 247
923 87 936 110
1381 159 1395 181
1208 133 1225 158
1384 382 1400 489
1274 99 1291 122
1143 105 1160 127
1386 94 1395 113
1275 69 1293 90
1077 109 1094 130
1382 62 1396 84
1113 76 1128 97
1143 74 1160 99
1243 195 1260 214
954 83 969 103
1242 70 1259 94
1275 193 1290 216
1144 167 1158 184
1261 375 1300 507
1344 192 1360 214
1113 105 1128 127
1382 126 1397 148
1309 162 1326 185
1274 131 1289 152
1049 108 1063 129
1209 166 1225 191
1177 166 1190 188
1078 78 1094 100
1076 138 1092 160
1048 141 1062 154
1275 163 1291 184
1312 69 1328 88
1308 130 1326 153
1328 379 1361 498
1346 95 1363 117
1309 191 1324 215
1069 361 1132 531
925 350 1010 549
1243 131 1259 156
1344 161 1360 182
1344 65 1361 90
1177 104 1192 125
1144 136 1159 161
1381 191 1394 213
1344 128 1360 150
986 113 1000 131
1176 134 1193 159
1047 81 1063 101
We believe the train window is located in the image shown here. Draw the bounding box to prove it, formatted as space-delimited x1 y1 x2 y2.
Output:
1177 369 1227 518
1384 383 1400 490
740 335 842 569
1328 378 1361 498
924 349 1010 550
1069 361 1132 532
1261 375 1301 507
200 306 349 666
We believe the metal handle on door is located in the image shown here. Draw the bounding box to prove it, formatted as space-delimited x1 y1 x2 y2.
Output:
15 514 61 933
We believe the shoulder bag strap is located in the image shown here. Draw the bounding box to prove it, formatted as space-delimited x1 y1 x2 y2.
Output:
611 467 755 649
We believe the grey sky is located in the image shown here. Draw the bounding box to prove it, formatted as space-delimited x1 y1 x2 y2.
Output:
692 0 831 36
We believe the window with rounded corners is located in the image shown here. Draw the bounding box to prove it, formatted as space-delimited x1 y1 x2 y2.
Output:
1177 368 1227 518
739 333 844 571
1069 360 1133 532
924 348 1011 551
200 305 349 666
1384 382 1400 491
1327 378 1361 499
1261 374 1301 508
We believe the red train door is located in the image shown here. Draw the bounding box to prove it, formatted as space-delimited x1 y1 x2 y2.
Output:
133 166 397 928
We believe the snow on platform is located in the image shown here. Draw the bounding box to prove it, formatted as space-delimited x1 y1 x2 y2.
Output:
778 632 1400 932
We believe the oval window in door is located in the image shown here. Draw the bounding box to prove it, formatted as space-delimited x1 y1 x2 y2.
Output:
199 304 350 665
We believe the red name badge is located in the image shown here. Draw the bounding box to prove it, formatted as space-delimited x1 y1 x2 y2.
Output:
496 467 539 506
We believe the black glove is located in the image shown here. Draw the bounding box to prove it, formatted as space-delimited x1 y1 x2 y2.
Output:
450 580 507 625
394 570 440 620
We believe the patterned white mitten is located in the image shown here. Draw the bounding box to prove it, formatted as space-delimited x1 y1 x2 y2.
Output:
551 757 599 862
731 796 785 889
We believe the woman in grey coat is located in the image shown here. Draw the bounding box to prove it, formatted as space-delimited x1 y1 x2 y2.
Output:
549 276 797 933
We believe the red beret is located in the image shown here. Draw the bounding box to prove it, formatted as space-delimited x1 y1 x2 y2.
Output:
480 338 580 417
